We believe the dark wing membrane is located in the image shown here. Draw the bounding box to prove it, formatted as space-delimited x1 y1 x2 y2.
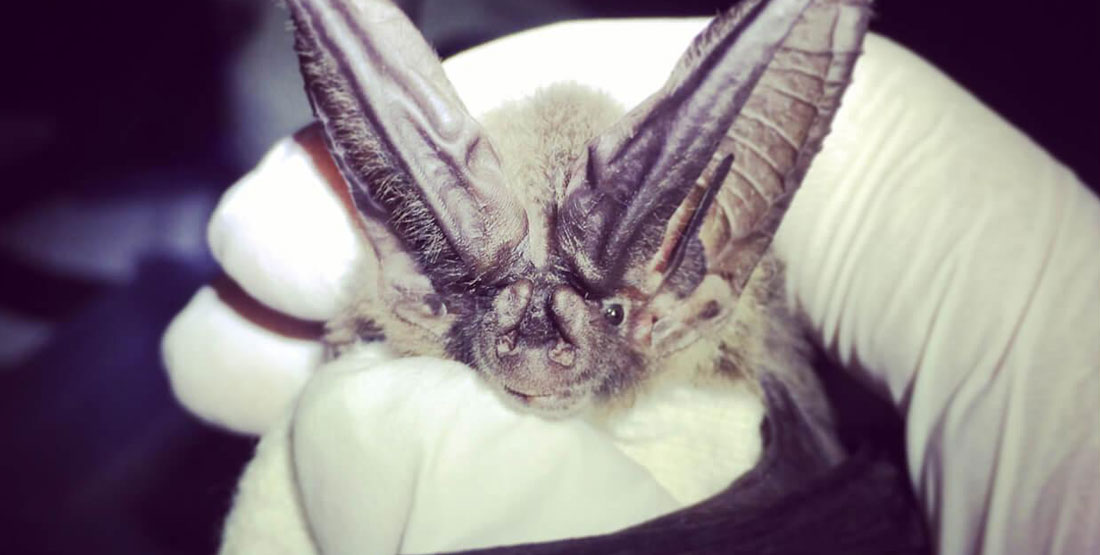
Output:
288 0 527 280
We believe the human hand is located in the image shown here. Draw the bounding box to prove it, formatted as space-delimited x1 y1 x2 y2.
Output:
217 343 678 554
162 17 1099 555
772 29 1100 555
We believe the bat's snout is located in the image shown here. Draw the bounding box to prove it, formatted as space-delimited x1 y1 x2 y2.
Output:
489 337 588 414
494 333 576 369
483 279 598 414
491 280 584 366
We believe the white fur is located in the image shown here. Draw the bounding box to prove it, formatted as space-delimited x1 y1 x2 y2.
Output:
219 415 316 555
589 369 765 506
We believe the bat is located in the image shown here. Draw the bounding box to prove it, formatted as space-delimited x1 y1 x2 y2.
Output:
270 0 929 552
301 0 857 418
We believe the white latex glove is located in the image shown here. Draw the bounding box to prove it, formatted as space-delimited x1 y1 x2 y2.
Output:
162 18 1100 555
218 344 678 554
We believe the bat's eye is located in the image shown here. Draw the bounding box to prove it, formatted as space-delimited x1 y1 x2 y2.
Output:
603 303 625 326
424 294 447 317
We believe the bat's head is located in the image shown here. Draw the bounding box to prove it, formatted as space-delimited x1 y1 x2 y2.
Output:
291 0 868 415
455 263 649 415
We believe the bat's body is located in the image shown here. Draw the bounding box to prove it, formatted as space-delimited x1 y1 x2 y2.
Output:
226 0 930 552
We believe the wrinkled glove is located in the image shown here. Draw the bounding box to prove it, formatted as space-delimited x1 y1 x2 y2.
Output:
162 18 1100 555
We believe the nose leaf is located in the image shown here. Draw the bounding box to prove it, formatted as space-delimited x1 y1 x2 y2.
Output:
550 286 587 344
493 279 533 330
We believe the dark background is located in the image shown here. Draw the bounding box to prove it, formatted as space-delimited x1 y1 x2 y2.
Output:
0 1 1096 553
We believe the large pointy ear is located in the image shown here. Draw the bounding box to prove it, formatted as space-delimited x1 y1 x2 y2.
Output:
287 0 528 284
291 124 454 356
558 0 872 297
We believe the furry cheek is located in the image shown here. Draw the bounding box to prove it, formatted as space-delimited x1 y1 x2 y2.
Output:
627 309 658 349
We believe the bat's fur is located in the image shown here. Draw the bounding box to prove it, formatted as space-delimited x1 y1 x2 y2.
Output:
479 85 623 269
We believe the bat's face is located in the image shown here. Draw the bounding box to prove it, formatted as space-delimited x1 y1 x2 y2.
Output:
292 0 870 415
454 263 647 414
442 88 689 414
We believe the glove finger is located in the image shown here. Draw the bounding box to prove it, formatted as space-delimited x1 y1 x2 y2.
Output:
162 276 325 434
208 125 365 322
774 34 1100 553
446 19 704 115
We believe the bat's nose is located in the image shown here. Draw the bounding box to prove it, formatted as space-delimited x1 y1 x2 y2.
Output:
512 280 561 344
495 330 518 356
493 336 576 374
493 279 581 369
516 307 558 345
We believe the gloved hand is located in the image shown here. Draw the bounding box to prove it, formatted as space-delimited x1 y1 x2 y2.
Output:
162 18 1100 555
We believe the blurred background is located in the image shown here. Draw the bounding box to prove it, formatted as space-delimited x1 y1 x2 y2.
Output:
0 0 1095 553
